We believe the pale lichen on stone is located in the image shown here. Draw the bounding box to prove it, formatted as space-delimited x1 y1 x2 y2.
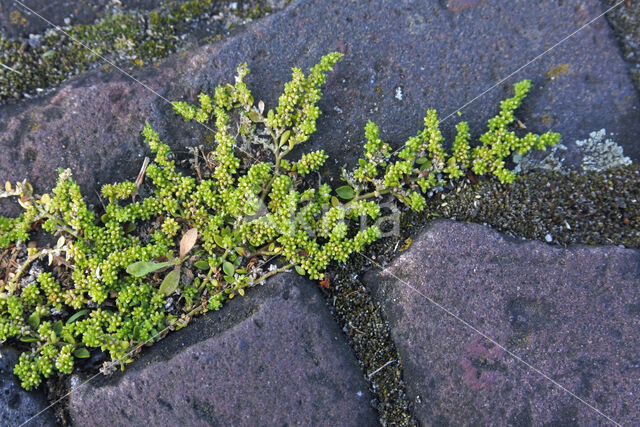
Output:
514 128 632 174
575 128 632 172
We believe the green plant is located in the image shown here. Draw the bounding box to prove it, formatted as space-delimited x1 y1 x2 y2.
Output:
339 79 560 211
0 52 559 390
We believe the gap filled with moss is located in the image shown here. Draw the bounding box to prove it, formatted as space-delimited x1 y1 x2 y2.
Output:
0 0 278 103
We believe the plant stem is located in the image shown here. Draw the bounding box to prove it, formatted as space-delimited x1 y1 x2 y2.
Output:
260 131 284 201
254 263 294 285
7 248 63 293
351 187 391 203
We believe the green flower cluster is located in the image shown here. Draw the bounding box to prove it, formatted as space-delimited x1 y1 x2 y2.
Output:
471 80 561 183
0 53 562 390
342 79 560 212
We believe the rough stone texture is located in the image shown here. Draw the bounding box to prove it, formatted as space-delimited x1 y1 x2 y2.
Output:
0 0 159 39
603 0 640 92
364 220 640 425
0 61 176 217
2 0 640 217
444 0 483 13
0 346 56 426
68 273 377 426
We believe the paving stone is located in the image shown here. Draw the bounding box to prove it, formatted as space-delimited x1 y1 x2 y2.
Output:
68 273 377 426
0 346 56 427
2 0 639 218
364 220 640 425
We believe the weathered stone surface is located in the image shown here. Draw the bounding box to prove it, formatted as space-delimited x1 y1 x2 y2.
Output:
0 0 157 39
364 220 640 425
0 346 56 426
2 0 639 217
444 0 483 12
68 273 377 426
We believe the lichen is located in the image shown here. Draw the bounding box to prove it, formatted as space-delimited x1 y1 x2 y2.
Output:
514 128 632 173
575 129 632 172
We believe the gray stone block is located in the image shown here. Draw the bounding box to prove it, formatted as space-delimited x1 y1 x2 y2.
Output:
68 273 377 426
365 220 640 425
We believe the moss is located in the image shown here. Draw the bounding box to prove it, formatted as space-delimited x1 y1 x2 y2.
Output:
237 2 273 20
0 0 214 102
324 262 415 425
546 63 570 80
0 0 279 104
429 165 640 247
323 164 640 426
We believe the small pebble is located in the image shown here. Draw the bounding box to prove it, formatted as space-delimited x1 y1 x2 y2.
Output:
545 234 553 243
395 87 403 100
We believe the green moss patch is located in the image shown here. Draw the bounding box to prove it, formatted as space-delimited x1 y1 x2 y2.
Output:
0 0 278 103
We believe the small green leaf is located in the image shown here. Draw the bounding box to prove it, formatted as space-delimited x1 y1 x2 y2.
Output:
66 309 89 324
213 234 226 249
267 109 274 122
126 261 173 277
295 266 306 276
335 186 355 200
20 337 39 343
73 348 90 358
53 320 63 335
62 333 75 344
27 312 40 329
419 160 433 171
237 288 245 297
159 268 181 296
331 196 340 208
415 157 429 165
195 260 210 270
42 50 56 58
222 261 235 276
247 111 262 122
223 275 235 284
280 130 291 147
133 325 141 341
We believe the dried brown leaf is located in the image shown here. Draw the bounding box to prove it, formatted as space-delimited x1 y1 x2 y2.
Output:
179 228 198 260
